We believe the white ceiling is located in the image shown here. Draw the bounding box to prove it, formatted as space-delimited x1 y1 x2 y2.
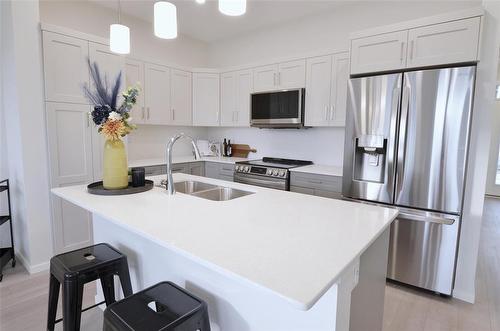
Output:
90 0 346 43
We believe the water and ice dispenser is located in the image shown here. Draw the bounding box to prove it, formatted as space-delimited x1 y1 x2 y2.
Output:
353 134 387 184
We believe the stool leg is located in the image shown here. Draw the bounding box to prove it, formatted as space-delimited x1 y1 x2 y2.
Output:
100 274 116 306
62 280 84 331
47 274 60 331
117 259 133 297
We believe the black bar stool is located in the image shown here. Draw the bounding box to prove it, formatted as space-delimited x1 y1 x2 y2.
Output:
47 243 133 331
103 281 211 331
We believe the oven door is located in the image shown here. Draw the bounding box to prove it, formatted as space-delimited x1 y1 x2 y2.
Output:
234 172 288 191
250 89 304 128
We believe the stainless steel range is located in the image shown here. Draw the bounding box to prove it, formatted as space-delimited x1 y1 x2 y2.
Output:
234 157 313 191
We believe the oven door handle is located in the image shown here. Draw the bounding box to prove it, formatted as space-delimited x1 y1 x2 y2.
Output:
234 174 286 190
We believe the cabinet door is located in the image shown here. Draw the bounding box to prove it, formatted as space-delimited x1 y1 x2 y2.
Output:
193 73 220 126
89 43 125 102
407 17 481 68
330 52 350 127
350 30 408 75
305 55 332 126
235 69 253 127
46 102 94 253
278 59 306 89
171 69 192 126
205 162 219 179
42 32 89 104
220 72 237 126
145 63 171 125
253 64 278 92
189 162 205 176
125 59 146 124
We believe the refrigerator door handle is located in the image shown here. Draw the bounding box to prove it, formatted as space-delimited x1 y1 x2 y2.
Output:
396 81 411 195
398 212 455 225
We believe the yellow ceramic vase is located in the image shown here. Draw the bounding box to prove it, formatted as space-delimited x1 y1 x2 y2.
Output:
103 139 128 190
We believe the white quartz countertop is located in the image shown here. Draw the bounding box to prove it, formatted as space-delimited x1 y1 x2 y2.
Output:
52 174 397 310
129 156 251 168
290 164 343 177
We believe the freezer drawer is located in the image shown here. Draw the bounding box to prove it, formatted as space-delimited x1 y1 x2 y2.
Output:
387 209 460 295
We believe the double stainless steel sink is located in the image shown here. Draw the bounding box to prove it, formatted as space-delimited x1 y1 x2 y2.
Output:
171 181 254 201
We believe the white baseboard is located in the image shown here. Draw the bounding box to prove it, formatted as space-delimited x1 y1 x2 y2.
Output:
452 288 475 303
15 252 50 274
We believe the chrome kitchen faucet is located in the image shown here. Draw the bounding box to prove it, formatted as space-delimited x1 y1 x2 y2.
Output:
165 133 201 195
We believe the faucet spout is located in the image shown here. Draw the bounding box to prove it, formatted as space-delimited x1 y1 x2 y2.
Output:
165 133 202 195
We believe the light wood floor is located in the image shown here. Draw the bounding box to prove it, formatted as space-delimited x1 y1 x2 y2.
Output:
1 198 499 331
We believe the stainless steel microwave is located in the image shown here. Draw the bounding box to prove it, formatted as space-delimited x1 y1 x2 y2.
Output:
250 88 305 128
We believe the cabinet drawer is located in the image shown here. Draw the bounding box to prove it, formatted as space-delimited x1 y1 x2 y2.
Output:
144 165 166 176
219 164 235 176
290 172 342 192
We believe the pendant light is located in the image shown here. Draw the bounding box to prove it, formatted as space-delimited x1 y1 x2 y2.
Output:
154 1 178 39
196 0 206 4
109 0 130 54
219 0 246 16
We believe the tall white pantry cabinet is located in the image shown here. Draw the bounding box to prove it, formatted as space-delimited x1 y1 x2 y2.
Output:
43 30 125 253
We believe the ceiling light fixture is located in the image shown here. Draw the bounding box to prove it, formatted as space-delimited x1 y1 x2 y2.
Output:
109 0 130 54
218 0 246 16
196 0 206 4
154 1 178 39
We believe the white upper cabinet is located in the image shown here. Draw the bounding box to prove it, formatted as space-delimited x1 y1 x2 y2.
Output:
193 73 220 126
278 59 306 89
407 17 481 68
220 72 237 126
89 42 125 85
170 69 192 126
350 16 481 75
305 52 349 127
305 55 332 127
253 64 278 92
220 70 253 127
350 30 408 75
42 32 89 104
330 52 349 126
235 69 252 126
145 63 171 125
125 59 146 124
253 60 306 92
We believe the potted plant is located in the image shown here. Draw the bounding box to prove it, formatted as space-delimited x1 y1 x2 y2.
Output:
84 60 140 189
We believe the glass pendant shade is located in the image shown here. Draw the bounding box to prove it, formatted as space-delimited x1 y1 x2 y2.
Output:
218 0 246 16
154 1 178 39
110 24 130 54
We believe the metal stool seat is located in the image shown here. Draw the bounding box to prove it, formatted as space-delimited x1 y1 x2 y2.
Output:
103 281 211 331
47 243 133 331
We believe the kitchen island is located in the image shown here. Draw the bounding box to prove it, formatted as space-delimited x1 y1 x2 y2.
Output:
52 174 397 331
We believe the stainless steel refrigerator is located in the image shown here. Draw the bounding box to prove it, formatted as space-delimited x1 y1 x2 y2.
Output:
342 66 476 295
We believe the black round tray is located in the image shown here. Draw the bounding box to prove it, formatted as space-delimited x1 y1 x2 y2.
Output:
87 180 154 196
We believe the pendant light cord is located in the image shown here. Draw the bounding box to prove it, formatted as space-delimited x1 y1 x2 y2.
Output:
118 0 122 24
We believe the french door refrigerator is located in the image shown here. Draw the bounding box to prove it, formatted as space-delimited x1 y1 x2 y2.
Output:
342 66 476 295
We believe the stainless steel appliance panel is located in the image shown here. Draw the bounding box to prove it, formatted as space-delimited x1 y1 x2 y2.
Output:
395 67 475 214
234 172 288 191
387 208 460 295
250 89 305 128
342 73 402 204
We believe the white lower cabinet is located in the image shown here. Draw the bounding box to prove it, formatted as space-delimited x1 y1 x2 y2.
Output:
305 52 349 127
46 102 95 253
193 73 220 126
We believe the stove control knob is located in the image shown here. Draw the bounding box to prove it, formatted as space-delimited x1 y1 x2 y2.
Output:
235 165 240 171
266 169 272 175
272 169 279 176
244 166 250 172
279 170 286 177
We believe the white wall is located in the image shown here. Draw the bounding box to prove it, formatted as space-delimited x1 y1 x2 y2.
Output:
207 127 345 165
128 125 208 160
39 0 209 68
207 1 480 67
1 0 53 272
